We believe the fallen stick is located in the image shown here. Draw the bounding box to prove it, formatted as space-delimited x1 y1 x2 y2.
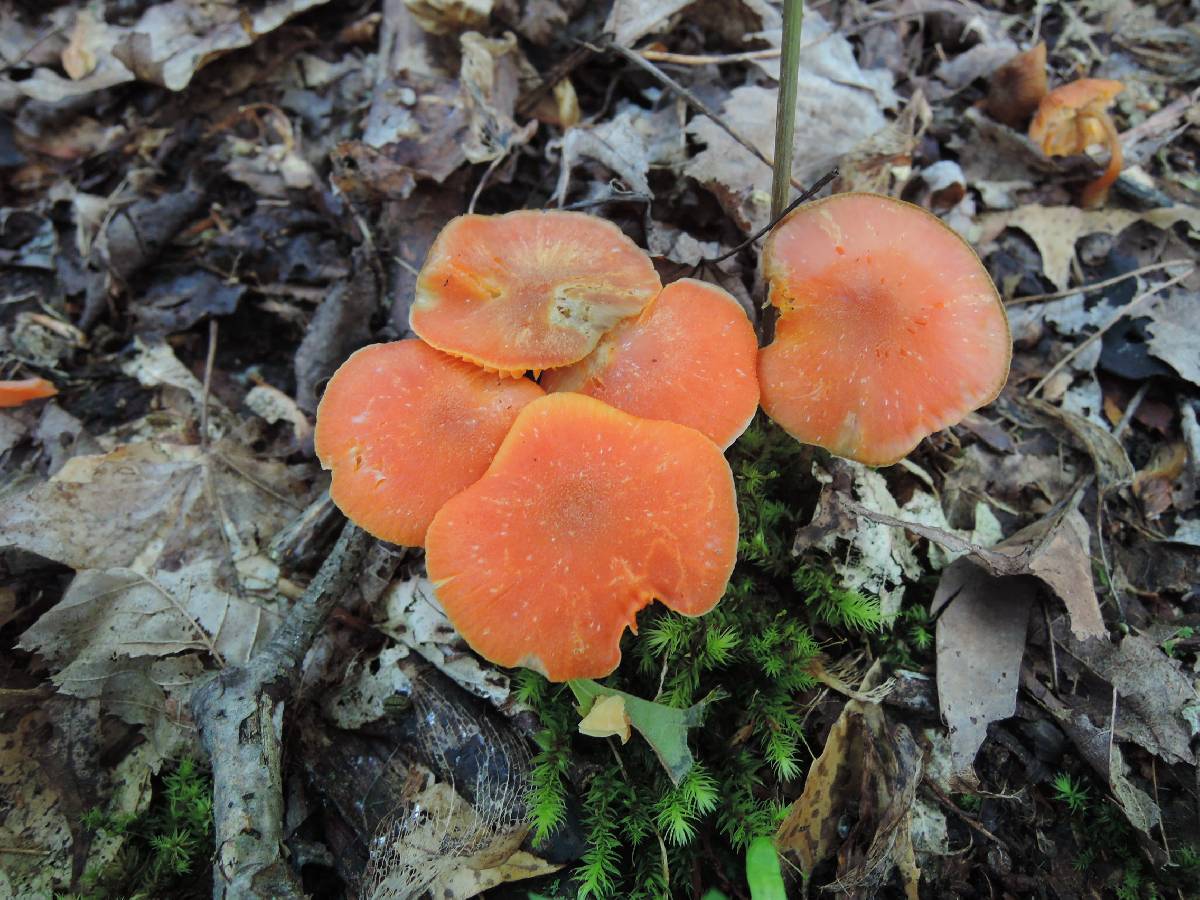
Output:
191 522 372 899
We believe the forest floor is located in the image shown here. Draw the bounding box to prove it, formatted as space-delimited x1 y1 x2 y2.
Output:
1 1 1198 898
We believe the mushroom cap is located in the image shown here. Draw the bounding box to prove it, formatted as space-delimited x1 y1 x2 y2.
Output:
1029 78 1124 156
0 377 57 408
410 210 662 375
540 278 760 448
758 193 1011 466
314 339 544 547
985 41 1047 129
425 393 738 681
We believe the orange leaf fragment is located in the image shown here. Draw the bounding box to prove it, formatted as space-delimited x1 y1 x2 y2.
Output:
0 377 58 408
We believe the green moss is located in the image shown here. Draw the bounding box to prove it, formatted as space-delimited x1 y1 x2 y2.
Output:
521 418 886 897
63 757 213 900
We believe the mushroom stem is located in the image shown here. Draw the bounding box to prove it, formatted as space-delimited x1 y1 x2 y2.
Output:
1080 111 1122 208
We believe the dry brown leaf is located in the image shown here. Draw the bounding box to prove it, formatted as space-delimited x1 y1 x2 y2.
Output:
777 663 923 895
1052 625 1198 766
553 101 686 205
687 11 895 232
934 561 1036 777
405 0 492 35
843 495 1106 641
1144 288 1200 387
14 0 332 100
977 204 1200 289
605 0 694 47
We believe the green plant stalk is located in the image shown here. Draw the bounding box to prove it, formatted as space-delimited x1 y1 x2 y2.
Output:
764 0 803 344
769 0 804 220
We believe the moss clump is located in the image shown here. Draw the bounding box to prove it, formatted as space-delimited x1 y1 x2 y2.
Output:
520 417 884 897
60 757 214 900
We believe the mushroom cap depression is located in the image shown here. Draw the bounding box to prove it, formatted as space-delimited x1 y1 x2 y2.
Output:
425 393 739 681
314 339 544 547
758 193 1011 466
0 377 57 407
540 278 760 448
410 210 662 375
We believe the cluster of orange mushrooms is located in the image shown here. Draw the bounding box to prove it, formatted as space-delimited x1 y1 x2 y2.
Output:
315 194 1011 681
986 42 1125 207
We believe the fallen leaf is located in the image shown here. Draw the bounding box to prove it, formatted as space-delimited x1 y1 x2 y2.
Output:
777 663 922 897
12 0 332 100
405 0 492 35
1024 397 1135 492
605 0 694 47
568 679 710 786
458 31 538 165
934 560 1036 778
1144 288 1200 387
1051 625 1198 766
1023 671 1162 835
842 493 1105 641
977 204 1200 290
553 101 686 205
686 10 895 232
578 694 632 743
378 576 513 710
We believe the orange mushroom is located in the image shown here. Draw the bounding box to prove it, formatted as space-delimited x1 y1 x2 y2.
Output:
758 193 1011 466
314 339 544 547
540 279 760 448
1028 78 1124 208
984 42 1047 129
410 210 662 376
0 377 58 408
425 393 738 681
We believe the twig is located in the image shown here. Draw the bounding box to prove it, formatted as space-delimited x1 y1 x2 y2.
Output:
763 0 804 346
923 776 1012 852
590 39 810 195
1112 380 1150 440
703 168 838 266
200 319 218 447
190 523 375 899
640 47 783 66
1026 268 1193 398
1042 600 1059 694
468 153 506 214
770 0 804 220
1007 260 1189 305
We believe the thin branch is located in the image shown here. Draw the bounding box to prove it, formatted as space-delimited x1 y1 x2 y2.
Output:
191 523 378 899
703 168 837 267
1006 260 1189 305
770 0 804 220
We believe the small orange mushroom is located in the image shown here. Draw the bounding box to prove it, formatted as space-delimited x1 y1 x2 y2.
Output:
1029 78 1124 208
314 339 543 547
540 278 760 448
984 42 1047 129
425 393 738 681
410 210 662 376
0 377 58 408
758 193 1011 466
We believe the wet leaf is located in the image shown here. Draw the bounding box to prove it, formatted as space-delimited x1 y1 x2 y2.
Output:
934 561 1036 777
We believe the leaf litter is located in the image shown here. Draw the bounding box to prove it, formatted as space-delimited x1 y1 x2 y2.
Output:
1 0 1199 896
